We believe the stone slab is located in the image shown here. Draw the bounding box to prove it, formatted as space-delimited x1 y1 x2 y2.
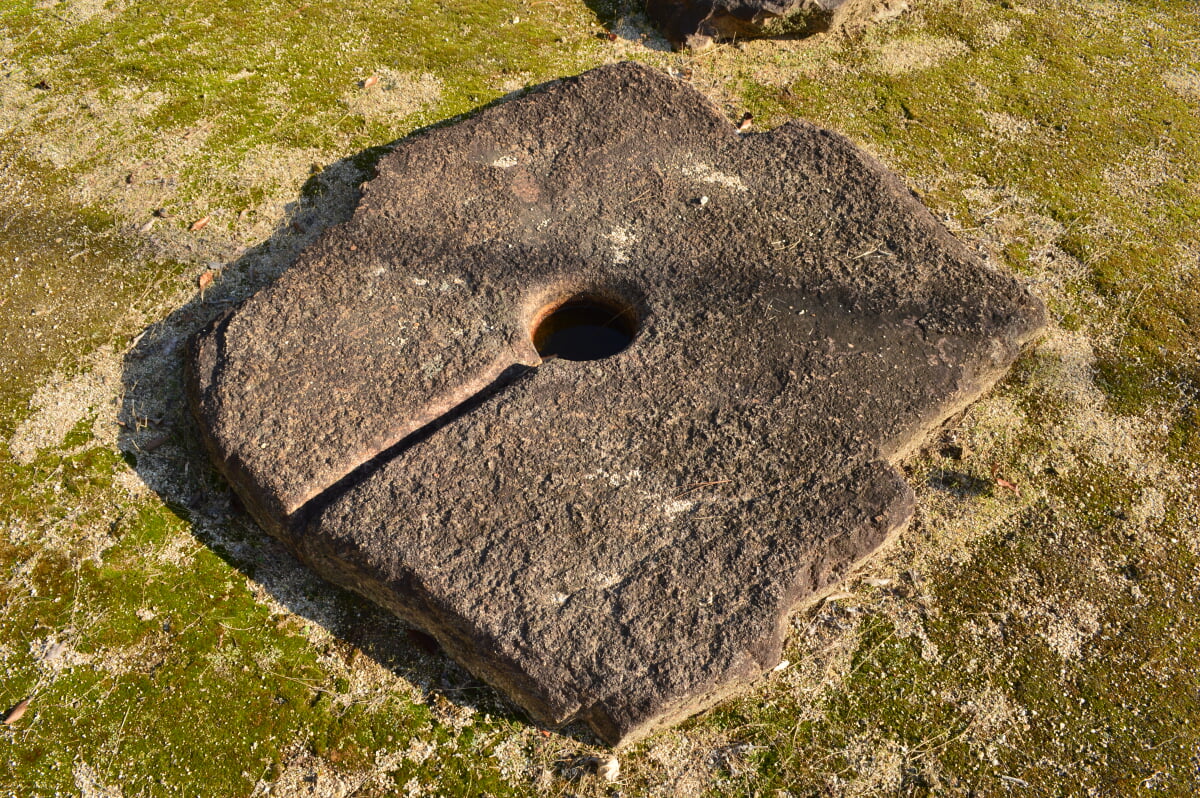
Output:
187 62 1045 746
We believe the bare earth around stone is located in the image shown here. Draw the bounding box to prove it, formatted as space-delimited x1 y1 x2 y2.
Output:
187 62 1044 746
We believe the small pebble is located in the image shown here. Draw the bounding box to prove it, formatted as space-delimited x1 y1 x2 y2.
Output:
597 756 619 782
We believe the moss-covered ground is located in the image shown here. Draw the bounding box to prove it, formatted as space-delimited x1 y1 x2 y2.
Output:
1 0 1198 794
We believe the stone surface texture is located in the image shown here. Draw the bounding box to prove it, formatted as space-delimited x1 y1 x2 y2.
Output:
187 62 1045 746
644 0 909 50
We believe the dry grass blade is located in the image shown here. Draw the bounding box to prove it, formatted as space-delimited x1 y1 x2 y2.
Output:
3 698 30 725
671 478 732 498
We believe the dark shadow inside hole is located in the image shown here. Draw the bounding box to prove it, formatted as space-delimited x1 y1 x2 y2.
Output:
532 296 638 361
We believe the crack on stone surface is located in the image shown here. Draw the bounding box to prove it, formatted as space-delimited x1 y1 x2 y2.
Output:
292 362 537 530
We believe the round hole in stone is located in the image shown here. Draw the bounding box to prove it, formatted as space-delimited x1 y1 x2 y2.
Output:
531 295 638 361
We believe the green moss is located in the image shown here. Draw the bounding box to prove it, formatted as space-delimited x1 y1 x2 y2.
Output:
3 0 1200 793
701 454 1199 793
0 489 519 795
0 169 171 437
1 0 608 218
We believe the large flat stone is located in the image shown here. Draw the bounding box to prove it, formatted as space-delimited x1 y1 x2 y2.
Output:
187 62 1045 746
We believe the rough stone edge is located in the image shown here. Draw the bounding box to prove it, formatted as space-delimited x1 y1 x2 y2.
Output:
587 461 919 747
185 310 290 539
279 459 917 747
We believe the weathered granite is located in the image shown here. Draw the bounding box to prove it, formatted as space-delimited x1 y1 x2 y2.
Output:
187 62 1045 746
644 0 908 50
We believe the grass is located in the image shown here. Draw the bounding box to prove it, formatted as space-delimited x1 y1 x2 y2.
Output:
1 0 1199 794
